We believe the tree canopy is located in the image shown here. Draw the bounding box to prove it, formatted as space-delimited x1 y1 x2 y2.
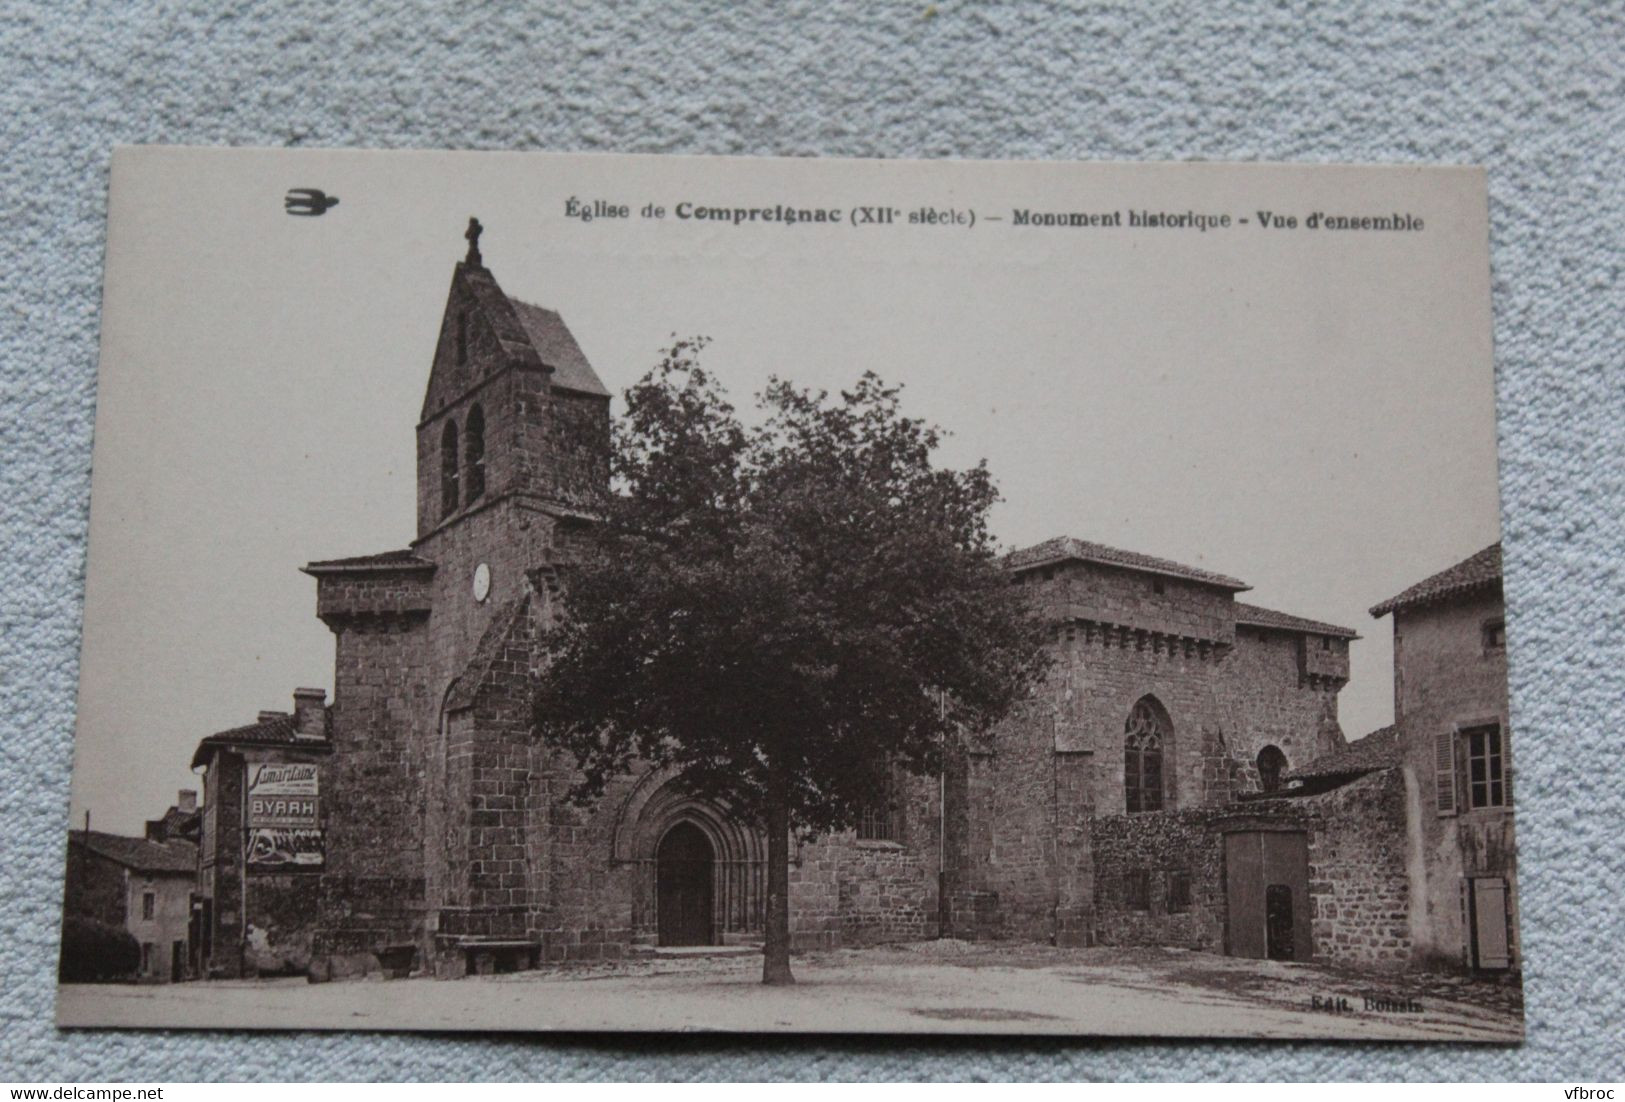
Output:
533 339 1051 981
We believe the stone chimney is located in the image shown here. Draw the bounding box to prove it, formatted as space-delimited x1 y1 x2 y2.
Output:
177 789 197 814
293 687 328 740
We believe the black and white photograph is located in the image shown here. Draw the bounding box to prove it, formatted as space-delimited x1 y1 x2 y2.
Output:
54 148 1520 1041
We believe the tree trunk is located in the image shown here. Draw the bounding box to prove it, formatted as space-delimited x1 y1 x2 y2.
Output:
762 775 795 986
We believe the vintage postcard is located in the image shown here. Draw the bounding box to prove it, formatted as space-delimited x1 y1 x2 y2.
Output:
57 148 1520 1040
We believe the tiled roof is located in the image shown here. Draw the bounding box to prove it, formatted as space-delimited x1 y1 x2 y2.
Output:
1287 725 1401 782
1370 542 1502 617
508 298 611 398
190 712 329 768
303 549 437 574
1233 601 1358 639
150 806 200 838
71 830 196 874
1005 536 1250 591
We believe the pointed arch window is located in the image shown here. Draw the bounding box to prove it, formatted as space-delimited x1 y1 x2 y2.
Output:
465 405 486 504
441 420 460 518
1124 699 1166 813
1257 745 1288 794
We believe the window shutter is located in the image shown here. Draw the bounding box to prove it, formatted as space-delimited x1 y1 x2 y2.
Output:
1472 878 1511 969
1434 730 1457 816
1459 879 1471 969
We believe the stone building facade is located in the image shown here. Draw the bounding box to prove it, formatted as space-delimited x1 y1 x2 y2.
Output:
937 538 1361 953
288 226 1505 979
300 227 942 975
63 828 198 982
1369 543 1516 972
191 690 331 978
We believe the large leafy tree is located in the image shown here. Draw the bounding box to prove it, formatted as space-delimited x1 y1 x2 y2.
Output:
534 339 1051 984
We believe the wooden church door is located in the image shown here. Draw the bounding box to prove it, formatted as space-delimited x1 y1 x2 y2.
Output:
657 822 715 947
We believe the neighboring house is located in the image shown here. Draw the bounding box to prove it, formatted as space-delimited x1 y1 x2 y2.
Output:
1369 542 1516 972
144 789 201 845
63 827 197 983
1269 541 1517 975
191 691 331 978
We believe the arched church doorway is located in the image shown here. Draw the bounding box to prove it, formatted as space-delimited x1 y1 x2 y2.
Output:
657 821 715 947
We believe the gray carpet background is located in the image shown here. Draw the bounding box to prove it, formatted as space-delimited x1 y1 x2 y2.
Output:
2 0 1621 1082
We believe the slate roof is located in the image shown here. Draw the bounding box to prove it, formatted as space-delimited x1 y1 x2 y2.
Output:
303 549 437 574
1287 725 1401 782
1233 601 1359 639
1005 536 1250 591
508 298 611 398
71 830 197 874
1370 542 1502 618
190 711 330 768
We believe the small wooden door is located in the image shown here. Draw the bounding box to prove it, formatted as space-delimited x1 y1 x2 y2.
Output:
171 940 185 983
657 822 715 947
1225 830 1312 962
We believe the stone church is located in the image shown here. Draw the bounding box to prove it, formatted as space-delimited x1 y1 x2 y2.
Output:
293 224 1437 978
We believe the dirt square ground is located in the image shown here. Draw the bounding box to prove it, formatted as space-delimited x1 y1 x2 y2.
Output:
57 941 1522 1042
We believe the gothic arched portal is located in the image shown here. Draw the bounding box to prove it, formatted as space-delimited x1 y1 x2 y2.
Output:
656 822 715 946
611 766 767 944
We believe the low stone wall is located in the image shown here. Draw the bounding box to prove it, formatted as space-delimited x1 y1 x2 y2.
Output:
787 840 842 950
789 834 938 949
838 842 935 944
1090 810 1226 952
1302 769 1412 971
941 888 1003 940
1089 774 1410 972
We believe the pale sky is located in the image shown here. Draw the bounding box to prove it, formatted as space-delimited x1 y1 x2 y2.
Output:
71 150 1500 834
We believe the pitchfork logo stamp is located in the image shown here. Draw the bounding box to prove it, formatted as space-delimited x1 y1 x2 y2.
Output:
284 187 339 216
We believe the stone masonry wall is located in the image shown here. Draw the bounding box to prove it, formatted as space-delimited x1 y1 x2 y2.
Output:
1013 560 1236 644
1089 775 1411 970
317 617 432 957
242 870 322 975
972 619 1228 943
1218 626 1347 792
940 748 1002 940
1301 768 1413 971
787 768 941 948
200 748 245 976
836 842 935 944
528 758 645 962
1090 810 1227 951
944 556 1352 948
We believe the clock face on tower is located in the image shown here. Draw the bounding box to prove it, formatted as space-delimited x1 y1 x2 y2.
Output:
472 562 491 603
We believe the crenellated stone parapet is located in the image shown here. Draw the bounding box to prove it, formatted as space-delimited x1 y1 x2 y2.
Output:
1057 610 1234 660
